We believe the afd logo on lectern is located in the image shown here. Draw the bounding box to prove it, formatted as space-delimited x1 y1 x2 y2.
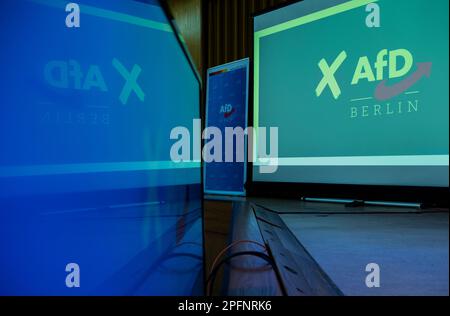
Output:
44 58 145 105
220 104 236 119
315 48 432 101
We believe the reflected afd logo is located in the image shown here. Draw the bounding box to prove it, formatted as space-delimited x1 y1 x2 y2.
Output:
44 58 145 105
315 48 432 101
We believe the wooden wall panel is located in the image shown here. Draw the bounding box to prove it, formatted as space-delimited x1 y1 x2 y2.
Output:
206 0 293 68
166 0 295 74
166 0 204 75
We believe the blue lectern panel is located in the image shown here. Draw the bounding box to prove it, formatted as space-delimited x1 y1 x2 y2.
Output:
204 59 250 196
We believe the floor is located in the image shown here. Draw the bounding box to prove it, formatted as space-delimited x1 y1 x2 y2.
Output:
280 211 449 296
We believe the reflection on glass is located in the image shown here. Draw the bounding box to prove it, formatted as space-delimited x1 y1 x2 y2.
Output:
0 0 203 295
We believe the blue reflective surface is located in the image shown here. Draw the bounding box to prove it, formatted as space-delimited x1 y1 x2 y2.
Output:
0 0 203 295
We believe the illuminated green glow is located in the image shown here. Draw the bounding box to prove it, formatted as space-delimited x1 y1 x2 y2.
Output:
0 161 201 178
254 155 450 167
253 0 378 161
253 34 260 162
255 0 377 39
31 0 173 32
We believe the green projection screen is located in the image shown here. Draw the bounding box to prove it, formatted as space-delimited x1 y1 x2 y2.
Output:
253 0 449 187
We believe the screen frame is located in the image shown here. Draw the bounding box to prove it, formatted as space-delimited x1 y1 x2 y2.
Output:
158 0 202 87
248 0 449 207
158 0 207 295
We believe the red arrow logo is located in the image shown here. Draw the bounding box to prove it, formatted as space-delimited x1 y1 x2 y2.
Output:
374 62 432 101
224 108 236 118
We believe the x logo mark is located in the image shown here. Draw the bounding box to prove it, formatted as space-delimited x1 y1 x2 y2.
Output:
112 58 145 105
316 51 347 100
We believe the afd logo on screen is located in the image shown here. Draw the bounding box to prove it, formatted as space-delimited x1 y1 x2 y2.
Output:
315 48 432 119
316 48 432 101
44 59 145 105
